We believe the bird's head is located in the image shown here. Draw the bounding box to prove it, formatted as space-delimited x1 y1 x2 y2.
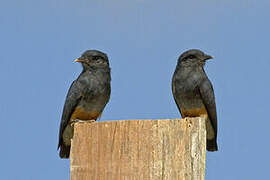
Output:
177 49 213 67
75 50 110 70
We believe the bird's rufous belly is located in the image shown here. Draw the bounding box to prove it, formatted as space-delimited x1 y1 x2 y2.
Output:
70 106 101 121
181 107 208 118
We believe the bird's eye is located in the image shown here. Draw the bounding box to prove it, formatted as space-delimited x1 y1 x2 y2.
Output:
188 55 195 59
92 56 100 60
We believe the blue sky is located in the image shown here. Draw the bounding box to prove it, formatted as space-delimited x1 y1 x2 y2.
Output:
1 0 269 179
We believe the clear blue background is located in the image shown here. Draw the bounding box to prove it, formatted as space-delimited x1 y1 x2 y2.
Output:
1 0 269 179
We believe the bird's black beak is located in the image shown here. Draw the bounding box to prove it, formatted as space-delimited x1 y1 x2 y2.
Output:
204 54 213 61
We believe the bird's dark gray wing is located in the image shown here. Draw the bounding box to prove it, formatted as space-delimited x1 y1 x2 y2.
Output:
199 78 217 135
172 74 184 117
57 80 82 149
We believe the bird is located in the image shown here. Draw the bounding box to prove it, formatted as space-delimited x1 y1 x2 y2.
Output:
58 50 111 158
172 49 218 151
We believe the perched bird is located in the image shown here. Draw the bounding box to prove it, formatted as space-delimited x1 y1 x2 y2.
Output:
58 50 111 158
172 49 218 151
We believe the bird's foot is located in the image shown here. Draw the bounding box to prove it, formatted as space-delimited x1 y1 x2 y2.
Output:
70 119 96 127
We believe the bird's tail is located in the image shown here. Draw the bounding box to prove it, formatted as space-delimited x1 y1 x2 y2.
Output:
207 139 218 151
59 144 71 159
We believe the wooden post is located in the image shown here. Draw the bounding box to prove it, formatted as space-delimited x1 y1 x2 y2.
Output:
70 118 206 180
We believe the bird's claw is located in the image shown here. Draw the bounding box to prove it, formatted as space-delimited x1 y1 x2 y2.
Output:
70 119 96 127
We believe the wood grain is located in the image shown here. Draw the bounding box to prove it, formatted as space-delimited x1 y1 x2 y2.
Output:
70 118 206 180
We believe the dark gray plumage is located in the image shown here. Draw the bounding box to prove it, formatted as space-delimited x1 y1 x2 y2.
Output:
172 49 218 151
58 50 111 158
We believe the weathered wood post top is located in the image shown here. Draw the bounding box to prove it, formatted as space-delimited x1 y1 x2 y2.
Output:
70 118 206 180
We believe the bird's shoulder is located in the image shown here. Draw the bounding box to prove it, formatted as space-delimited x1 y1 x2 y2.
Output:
199 76 214 92
64 73 89 98
74 71 98 90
